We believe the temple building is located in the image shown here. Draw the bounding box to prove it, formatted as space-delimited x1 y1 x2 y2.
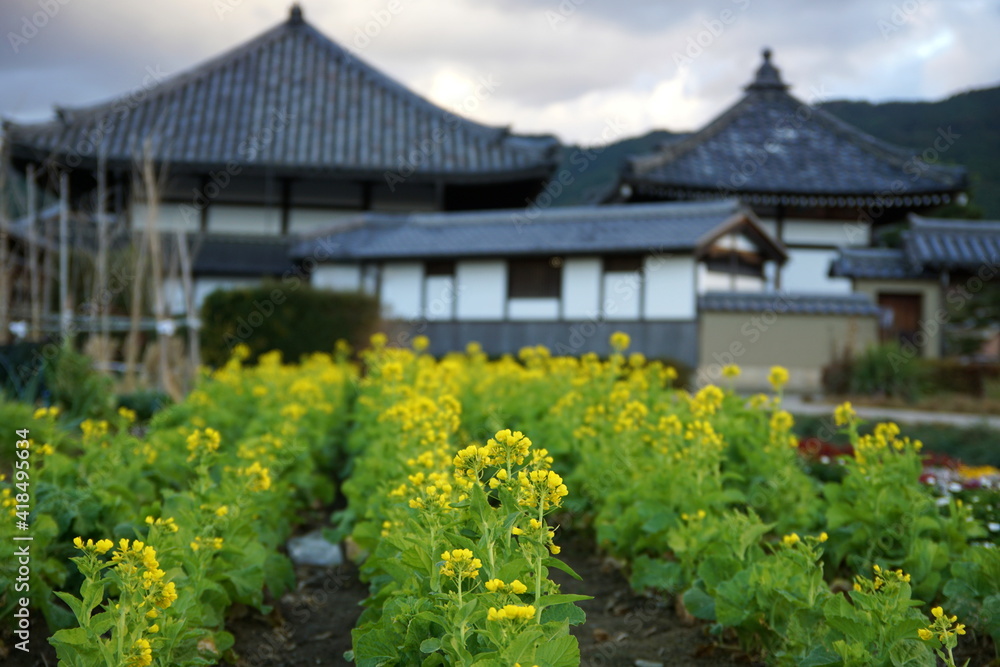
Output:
612 50 968 295
1 5 560 329
293 199 791 365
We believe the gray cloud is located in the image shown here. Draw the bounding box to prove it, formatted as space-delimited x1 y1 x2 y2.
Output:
1 0 998 143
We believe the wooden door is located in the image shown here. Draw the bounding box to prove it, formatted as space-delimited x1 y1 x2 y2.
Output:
877 293 922 350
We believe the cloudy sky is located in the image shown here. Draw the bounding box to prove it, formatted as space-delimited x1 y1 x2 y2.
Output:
2 0 999 145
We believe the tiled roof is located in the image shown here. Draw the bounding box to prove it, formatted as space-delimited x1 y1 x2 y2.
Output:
4 6 558 182
828 247 924 280
623 51 966 207
192 236 294 276
291 200 786 261
904 215 1000 271
699 291 882 316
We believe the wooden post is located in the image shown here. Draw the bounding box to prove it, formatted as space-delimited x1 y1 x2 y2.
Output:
141 145 180 399
124 170 150 391
95 154 110 368
0 145 10 345
59 172 71 339
175 229 199 388
27 164 40 340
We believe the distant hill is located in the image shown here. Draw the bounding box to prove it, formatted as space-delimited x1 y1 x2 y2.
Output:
819 86 1000 219
550 130 682 206
554 85 1000 219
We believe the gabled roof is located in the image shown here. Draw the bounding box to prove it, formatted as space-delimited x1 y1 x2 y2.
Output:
828 247 925 280
291 200 787 262
699 291 882 316
904 215 1000 271
623 50 966 207
4 5 559 183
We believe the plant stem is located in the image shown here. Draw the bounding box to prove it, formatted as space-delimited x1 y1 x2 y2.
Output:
535 501 544 622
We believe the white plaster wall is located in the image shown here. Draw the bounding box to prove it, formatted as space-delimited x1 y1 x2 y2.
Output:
312 264 361 292
562 257 601 319
508 298 559 320
734 274 765 291
603 271 641 321
133 203 199 233
424 276 456 321
781 249 852 293
380 262 423 320
782 219 869 247
207 205 281 235
163 278 186 315
456 260 506 320
289 209 359 235
697 265 765 294
709 233 757 253
644 256 695 319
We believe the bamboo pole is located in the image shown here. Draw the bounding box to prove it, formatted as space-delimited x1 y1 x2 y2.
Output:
141 145 180 400
59 172 71 339
175 229 199 389
41 219 54 324
0 144 10 345
124 168 150 391
26 164 40 340
95 154 110 368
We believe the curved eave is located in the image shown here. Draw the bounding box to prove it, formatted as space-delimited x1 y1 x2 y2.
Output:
625 180 962 209
5 142 561 185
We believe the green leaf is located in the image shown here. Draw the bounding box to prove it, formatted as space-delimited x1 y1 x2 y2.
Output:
53 591 84 622
682 586 716 621
540 602 587 626
263 552 296 598
798 645 843 667
420 637 442 653
630 555 683 593
48 626 93 647
497 558 531 583
88 611 115 636
542 557 582 581
536 594 591 609
81 577 105 615
533 634 581 667
214 630 236 654
500 627 546 662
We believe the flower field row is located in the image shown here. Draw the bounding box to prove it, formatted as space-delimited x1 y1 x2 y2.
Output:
2 334 1000 665
338 335 1000 666
1 348 355 665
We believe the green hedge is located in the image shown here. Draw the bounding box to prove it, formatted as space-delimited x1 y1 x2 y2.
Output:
199 282 379 366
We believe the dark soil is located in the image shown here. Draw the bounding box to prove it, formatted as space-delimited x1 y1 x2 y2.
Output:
551 532 752 667
221 560 368 667
0 612 58 666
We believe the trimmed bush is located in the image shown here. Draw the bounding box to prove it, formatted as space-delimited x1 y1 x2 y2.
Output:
199 282 379 366
823 342 925 400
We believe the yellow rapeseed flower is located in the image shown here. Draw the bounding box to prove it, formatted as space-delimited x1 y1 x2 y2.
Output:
722 364 740 378
768 366 789 391
609 331 630 352
834 401 856 426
